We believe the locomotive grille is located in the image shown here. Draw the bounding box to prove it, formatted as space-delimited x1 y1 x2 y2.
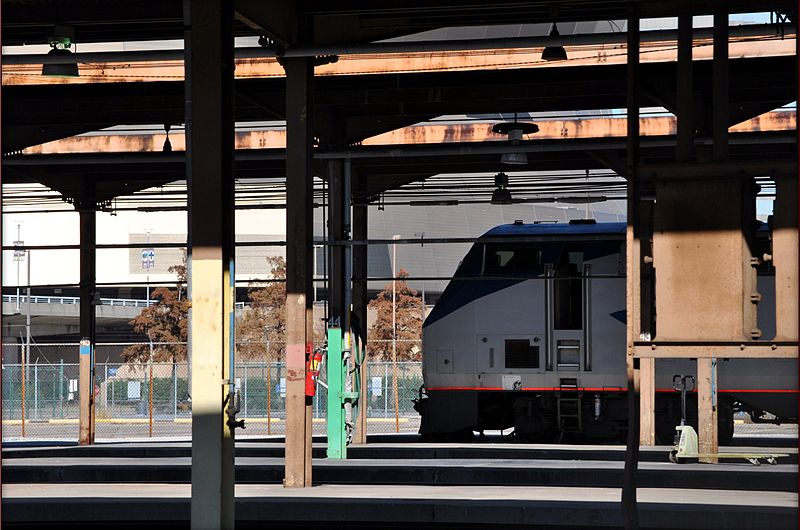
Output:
505 339 539 369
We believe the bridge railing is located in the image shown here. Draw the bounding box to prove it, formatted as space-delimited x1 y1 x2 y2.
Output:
3 294 247 309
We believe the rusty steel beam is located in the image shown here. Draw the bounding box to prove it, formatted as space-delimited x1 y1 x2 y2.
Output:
20 111 795 156
3 35 794 86
697 358 718 463
284 55 314 488
4 24 789 66
78 203 96 446
638 159 798 179
633 344 798 358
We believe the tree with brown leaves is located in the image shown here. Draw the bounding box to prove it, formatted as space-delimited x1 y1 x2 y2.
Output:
367 269 423 361
236 256 287 361
122 256 190 363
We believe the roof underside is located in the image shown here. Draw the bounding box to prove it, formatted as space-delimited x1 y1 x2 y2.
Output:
2 1 797 207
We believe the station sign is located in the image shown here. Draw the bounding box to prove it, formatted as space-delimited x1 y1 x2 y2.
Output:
141 248 155 270
13 240 25 261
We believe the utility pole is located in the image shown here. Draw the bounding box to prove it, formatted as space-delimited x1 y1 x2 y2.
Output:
14 223 23 312
391 234 401 433
26 250 31 367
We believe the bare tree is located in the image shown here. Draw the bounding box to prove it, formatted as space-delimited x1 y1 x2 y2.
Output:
122 255 190 363
367 269 423 361
236 256 286 361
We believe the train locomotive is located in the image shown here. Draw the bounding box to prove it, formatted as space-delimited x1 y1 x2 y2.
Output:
415 220 797 444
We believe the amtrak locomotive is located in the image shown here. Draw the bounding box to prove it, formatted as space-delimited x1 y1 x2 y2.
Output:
416 220 796 443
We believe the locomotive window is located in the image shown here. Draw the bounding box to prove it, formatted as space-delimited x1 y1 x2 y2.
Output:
554 250 582 330
483 244 542 276
505 339 539 369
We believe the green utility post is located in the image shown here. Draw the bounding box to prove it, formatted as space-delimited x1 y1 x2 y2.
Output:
326 326 359 459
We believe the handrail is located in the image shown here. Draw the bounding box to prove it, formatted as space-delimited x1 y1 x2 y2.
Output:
2 294 246 309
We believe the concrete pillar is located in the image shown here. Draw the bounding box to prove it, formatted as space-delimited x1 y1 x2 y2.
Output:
78 205 96 446
284 56 314 488
185 1 236 527
352 188 369 445
622 9 641 530
772 175 798 341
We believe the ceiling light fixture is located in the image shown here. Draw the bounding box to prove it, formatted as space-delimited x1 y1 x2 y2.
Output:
42 27 79 78
490 172 513 205
491 120 538 165
541 23 568 61
542 6 568 62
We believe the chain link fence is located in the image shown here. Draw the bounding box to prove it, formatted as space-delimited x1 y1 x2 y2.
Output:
2 342 423 441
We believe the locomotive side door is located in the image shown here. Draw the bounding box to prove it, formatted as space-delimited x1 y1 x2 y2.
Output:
546 247 586 372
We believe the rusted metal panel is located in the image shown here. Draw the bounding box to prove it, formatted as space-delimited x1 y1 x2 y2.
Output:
653 179 753 341
633 344 798 358
3 38 794 86
18 111 795 155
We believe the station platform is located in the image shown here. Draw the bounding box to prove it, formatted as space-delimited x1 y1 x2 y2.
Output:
2 437 797 529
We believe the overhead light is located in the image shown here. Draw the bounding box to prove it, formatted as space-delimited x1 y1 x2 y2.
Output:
490 172 513 205
42 35 79 78
541 23 568 62
163 123 172 152
500 152 528 165
491 120 538 166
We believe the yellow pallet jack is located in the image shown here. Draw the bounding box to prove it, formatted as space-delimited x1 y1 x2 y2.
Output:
667 375 788 465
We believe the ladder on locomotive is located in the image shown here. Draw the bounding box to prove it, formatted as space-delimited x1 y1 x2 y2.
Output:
557 378 582 434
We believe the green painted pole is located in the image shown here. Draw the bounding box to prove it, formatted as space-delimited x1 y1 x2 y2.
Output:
326 327 345 458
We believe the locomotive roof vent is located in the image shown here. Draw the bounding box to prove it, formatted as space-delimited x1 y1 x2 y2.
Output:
569 219 597 224
513 219 524 225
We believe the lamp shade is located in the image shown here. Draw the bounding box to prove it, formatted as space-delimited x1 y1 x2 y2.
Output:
500 152 528 165
491 187 513 205
42 47 79 77
541 24 568 62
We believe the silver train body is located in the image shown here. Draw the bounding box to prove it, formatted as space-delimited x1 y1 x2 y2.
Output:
417 221 797 443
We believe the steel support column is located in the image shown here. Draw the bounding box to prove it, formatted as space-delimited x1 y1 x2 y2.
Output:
78 205 96 446
328 159 347 326
676 15 693 162
653 177 755 465
712 13 729 162
352 182 369 445
284 56 315 488
622 9 641 530
773 175 798 341
186 1 237 527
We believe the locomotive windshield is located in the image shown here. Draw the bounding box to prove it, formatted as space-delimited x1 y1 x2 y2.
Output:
482 243 543 276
